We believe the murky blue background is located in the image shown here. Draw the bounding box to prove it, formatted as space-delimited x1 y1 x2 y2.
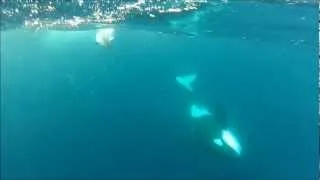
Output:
1 1 318 179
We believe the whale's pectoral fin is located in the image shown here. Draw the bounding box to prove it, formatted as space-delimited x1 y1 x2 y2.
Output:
222 130 242 156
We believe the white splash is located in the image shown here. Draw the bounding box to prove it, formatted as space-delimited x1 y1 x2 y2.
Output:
96 28 115 47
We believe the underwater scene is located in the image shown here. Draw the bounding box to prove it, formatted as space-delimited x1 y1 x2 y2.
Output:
0 0 318 179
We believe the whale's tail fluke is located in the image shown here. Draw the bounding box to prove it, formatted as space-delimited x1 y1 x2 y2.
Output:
176 73 197 92
190 104 212 119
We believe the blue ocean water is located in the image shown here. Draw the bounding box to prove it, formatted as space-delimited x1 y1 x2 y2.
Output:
1 1 318 179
